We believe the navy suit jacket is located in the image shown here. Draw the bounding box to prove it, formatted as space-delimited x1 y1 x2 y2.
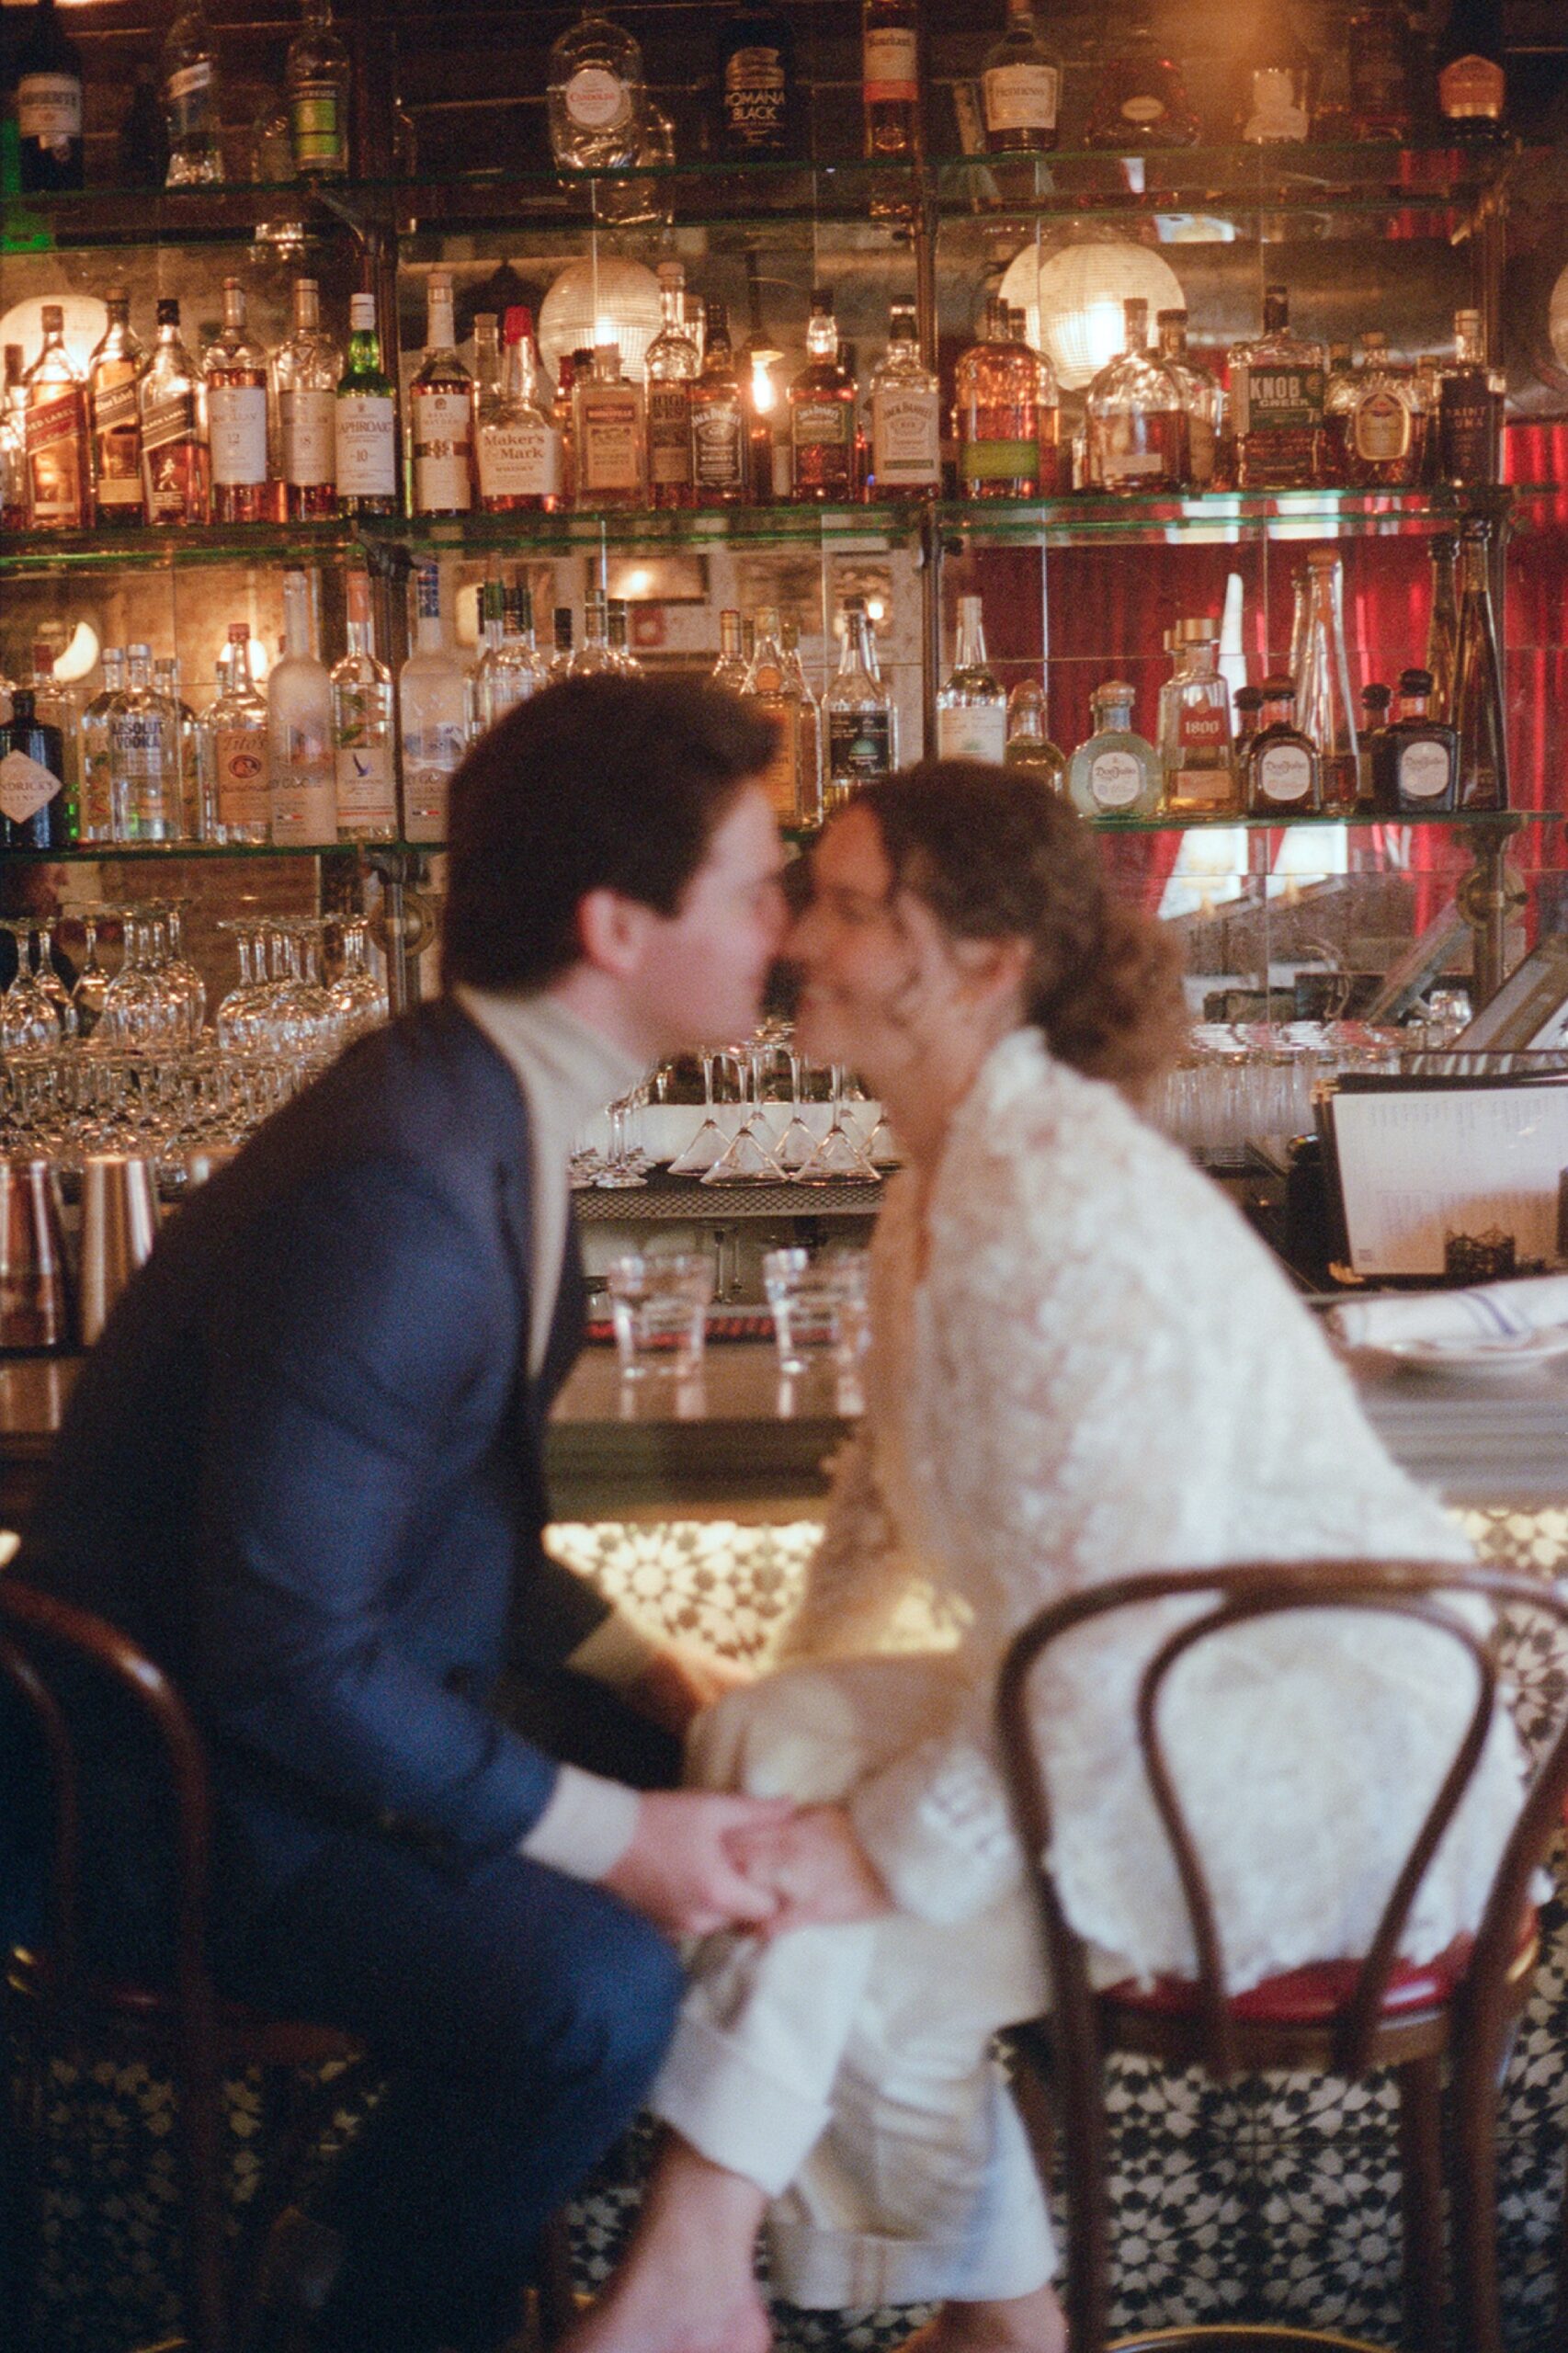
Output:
16 997 613 1943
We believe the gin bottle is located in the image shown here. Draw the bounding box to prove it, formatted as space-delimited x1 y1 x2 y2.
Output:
140 300 209 527
824 597 895 813
411 270 474 517
400 563 467 844
0 691 69 850
204 277 271 525
275 277 343 520
201 624 270 845
473 579 540 731
332 570 397 840
87 290 147 529
937 597 1006 765
548 4 644 173
869 305 940 498
286 0 351 179
162 2 225 186
645 263 699 510
153 655 201 839
269 570 337 846
335 293 398 517
1068 682 1162 821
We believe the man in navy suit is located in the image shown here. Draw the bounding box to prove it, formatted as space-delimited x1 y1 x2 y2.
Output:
16 676 798 2353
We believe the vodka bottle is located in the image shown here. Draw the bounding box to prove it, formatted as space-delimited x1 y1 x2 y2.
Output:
23 305 88 532
936 596 1006 764
269 570 337 845
477 307 563 513
153 655 201 838
335 293 398 516
140 300 209 526
286 0 351 179
411 269 474 517
332 570 397 840
205 277 271 524
87 290 148 529
162 2 225 186
548 4 645 173
474 577 544 728
645 261 699 510
201 623 270 845
79 649 125 845
112 642 180 843
400 563 467 844
275 277 343 519
824 597 895 813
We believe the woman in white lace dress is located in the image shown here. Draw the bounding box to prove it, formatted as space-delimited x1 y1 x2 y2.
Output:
563 767 1524 2353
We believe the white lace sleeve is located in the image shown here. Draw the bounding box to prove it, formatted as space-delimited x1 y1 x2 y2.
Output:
773 1430 909 1665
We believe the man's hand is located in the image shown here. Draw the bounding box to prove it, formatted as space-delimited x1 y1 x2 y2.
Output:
622 1639 755 1741
724 1804 892 1938
601 1790 793 1938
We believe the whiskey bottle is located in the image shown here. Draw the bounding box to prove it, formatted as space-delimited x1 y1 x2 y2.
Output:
1372 668 1458 816
1004 678 1065 789
1425 532 1460 722
1344 329 1419 490
1322 340 1358 485
1 347 28 533
204 277 270 525
548 4 644 174
161 1 225 186
140 301 207 525
937 597 1007 765
574 343 645 508
286 0 351 180
1452 517 1507 811
1244 676 1320 815
981 0 1062 153
335 293 398 517
119 63 170 188
1085 298 1187 494
201 625 270 846
1068 681 1162 821
0 690 69 850
1295 551 1359 817
1436 309 1502 487
824 597 895 813
956 295 1038 500
1347 1 1414 141
477 307 562 513
1155 311 1220 490
472 314 502 431
411 269 474 517
1018 310 1062 495
555 352 587 507
743 606 815 825
274 277 343 520
645 262 699 510
1159 622 1235 814
15 0 84 193
1085 0 1199 150
691 301 750 506
711 609 748 695
861 0 921 161
789 290 858 503
869 305 940 498
87 289 147 529
1230 287 1325 491
716 0 798 159
332 569 398 841
268 569 337 846
23 304 88 533
1435 0 1505 146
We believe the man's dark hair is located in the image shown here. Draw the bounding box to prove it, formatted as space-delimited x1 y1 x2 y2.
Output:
441 675 778 993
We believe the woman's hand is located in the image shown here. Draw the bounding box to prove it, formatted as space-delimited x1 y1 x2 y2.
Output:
724 1802 892 1937
624 1639 755 1739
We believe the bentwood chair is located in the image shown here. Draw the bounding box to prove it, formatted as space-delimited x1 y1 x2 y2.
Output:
995 1561 1568 2353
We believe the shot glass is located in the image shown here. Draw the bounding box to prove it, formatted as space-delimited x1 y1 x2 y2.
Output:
763 1245 846 1378
606 1250 714 1380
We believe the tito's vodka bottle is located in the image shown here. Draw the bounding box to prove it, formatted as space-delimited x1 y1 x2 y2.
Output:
335 293 398 517
204 277 270 524
268 570 337 846
411 269 474 517
399 563 467 844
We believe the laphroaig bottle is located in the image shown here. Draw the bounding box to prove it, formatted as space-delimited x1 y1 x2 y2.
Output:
869 305 939 498
573 343 645 509
23 305 88 533
286 0 351 179
268 570 337 845
204 277 271 524
399 563 467 844
140 299 209 526
0 689 70 848
15 0 85 192
411 269 474 517
335 293 398 516
645 261 699 510
111 642 180 843
824 597 895 813
275 277 343 520
79 649 124 844
936 597 1006 764
1453 517 1507 811
201 624 270 845
87 289 147 529
331 570 397 840
1068 682 1163 821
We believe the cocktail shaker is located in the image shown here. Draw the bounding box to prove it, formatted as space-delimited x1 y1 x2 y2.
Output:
79 1154 160 1346
0 1155 74 1353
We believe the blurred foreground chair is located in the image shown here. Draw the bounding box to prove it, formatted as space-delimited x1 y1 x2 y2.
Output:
996 1561 1568 2353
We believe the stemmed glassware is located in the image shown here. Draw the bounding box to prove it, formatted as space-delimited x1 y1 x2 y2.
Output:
0 923 67 1051
702 1042 787 1185
215 918 273 1051
69 906 114 1039
792 1063 880 1184
327 916 387 1041
668 1050 731 1176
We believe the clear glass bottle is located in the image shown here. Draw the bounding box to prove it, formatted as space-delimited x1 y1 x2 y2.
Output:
936 596 1007 764
955 293 1039 500
779 617 823 824
335 292 398 517
140 298 209 527
471 313 502 430
824 597 896 813
1085 0 1199 148
204 276 271 524
1003 677 1065 790
286 0 351 179
861 0 921 161
400 563 467 844
274 276 342 520
982 0 1061 153
87 289 147 529
473 578 536 731
478 305 563 513
153 655 201 839
790 289 858 504
14 0 84 194
1344 328 1420 490
1154 310 1219 491
332 569 397 840
411 268 473 517
573 343 645 509
607 599 639 674
111 642 180 843
23 304 88 533
548 3 645 173
1244 675 1320 815
743 606 815 825
1372 667 1458 817
1068 681 1163 820
712 608 748 694
1453 517 1507 811
1322 338 1358 486
162 2 225 186
1437 308 1503 487
78 648 125 845
1 347 28 534
575 593 617 678
1159 622 1235 813
1294 550 1359 817
269 569 336 846
1425 532 1460 723
690 300 750 506
645 261 699 511
1230 285 1325 492
869 304 940 498
551 607 575 680
201 623 270 845
0 690 69 851
1085 298 1187 494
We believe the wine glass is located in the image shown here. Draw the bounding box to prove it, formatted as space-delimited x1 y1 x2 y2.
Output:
70 905 114 1040
0 923 65 1051
326 916 387 1041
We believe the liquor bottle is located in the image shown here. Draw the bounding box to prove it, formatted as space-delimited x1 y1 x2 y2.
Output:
554 352 585 506
1004 307 1062 496
14 0 85 192
789 290 858 503
1453 517 1507 811
202 623 270 845
119 63 170 189
779 617 823 824
712 609 748 694
1233 684 1264 767
1322 340 1358 485
981 0 1062 153
645 263 699 510
1244 676 1320 815
1003 678 1065 788
862 0 921 161
689 300 749 506
1347 1 1414 141
1425 532 1460 722
1085 0 1199 150
400 563 466 844
574 594 615 679
573 344 645 508
1230 287 1325 491
1343 329 1420 489
204 277 270 525
329 570 397 841
1437 309 1502 487
1 349 28 533
140 299 209 526
551 608 576 680
287 0 351 179
23 306 87 533
267 571 336 845
1436 0 1505 146
937 597 1007 765
477 306 563 513
112 642 180 843
274 277 342 521
335 292 398 517
27 642 78 824
87 290 147 529
956 295 1039 500
472 313 502 436
473 578 532 730
1233 15 1314 142
824 597 895 813
1357 682 1391 807
716 0 798 160
162 2 225 186
153 655 201 838
0 690 69 850
548 4 644 173
1155 311 1220 491
1068 682 1162 820
868 305 939 498
1372 668 1458 816
1159 622 1235 814
1295 551 1358 817
607 600 639 673
79 649 124 844
411 269 474 517
743 606 814 824
1085 299 1188 494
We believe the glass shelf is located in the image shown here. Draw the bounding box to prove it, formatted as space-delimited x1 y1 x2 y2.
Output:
383 505 920 559
0 840 402 863
940 484 1531 547
0 519 356 577
1076 805 1554 835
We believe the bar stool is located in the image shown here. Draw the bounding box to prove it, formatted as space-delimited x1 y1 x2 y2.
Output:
995 1560 1568 2353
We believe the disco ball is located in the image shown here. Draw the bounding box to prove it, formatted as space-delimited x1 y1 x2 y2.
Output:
1000 237 1186 392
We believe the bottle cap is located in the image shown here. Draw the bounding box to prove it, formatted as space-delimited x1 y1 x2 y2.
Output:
657 259 685 287
1234 685 1264 710
129 642 151 660
156 298 181 324
41 304 63 333
1362 682 1392 709
1261 673 1297 699
1156 307 1187 327
1093 679 1135 704
228 622 250 643
1399 667 1435 694
106 284 130 308
503 305 533 343
349 292 377 329
1176 618 1219 643
1455 307 1482 335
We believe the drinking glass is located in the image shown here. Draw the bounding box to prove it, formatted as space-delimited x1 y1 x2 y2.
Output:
70 906 113 1039
792 1063 879 1184
327 917 387 1041
0 925 65 1051
605 1250 713 1380
763 1245 847 1376
215 919 273 1051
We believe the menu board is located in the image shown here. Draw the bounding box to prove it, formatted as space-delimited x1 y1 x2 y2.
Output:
1318 1077 1568 1278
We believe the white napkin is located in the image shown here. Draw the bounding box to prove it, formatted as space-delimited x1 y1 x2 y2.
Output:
1327 1273 1568 1350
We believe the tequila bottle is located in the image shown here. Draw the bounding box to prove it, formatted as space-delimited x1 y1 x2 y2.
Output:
645 262 699 510
335 292 398 517
1373 668 1458 817
411 269 474 517
274 277 343 520
743 606 815 824
1154 310 1220 490
1004 678 1065 789
400 564 467 843
204 277 270 524
1230 286 1325 492
548 4 644 173
23 305 87 533
1425 533 1460 722
1295 551 1359 817
1085 0 1199 149
14 0 84 193
861 0 921 161
937 597 1007 765
140 299 209 527
1344 329 1419 489
956 294 1038 500
332 570 397 840
477 307 562 512
981 0 1062 153
79 649 125 845
1357 682 1391 808
789 290 858 503
286 0 351 179
690 301 749 506
824 597 895 813
1233 684 1264 767
201 624 270 845
1085 299 1187 494
87 289 147 529
712 609 748 695
1159 622 1235 814
111 642 180 843
869 305 940 498
1068 682 1162 821
0 691 69 850
1437 309 1502 487
1244 676 1320 815
162 2 225 185
574 345 645 509
269 570 337 846
1453 518 1507 811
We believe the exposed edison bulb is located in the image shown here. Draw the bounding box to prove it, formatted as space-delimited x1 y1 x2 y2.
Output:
749 354 778 415
50 620 100 684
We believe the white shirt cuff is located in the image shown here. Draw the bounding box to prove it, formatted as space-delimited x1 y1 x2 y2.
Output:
517 1764 642 1882
566 1606 660 1693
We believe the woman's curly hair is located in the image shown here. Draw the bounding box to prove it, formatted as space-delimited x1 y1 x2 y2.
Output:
850 762 1189 1100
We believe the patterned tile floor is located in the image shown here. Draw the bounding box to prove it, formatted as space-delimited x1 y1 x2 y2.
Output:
15 1506 1568 2350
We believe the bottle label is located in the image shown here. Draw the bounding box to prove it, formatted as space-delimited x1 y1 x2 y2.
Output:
960 437 1037 483
828 710 893 785
24 391 85 526
283 387 337 487
91 371 142 487
478 415 563 500
1438 384 1497 483
756 704 805 824
647 382 695 486
578 394 642 492
290 83 344 168
1187 413 1216 484
209 382 268 485
1119 94 1169 124
724 45 789 144
982 63 1059 133
791 400 850 449
1177 702 1230 754
871 383 940 483
24 391 82 458
1399 739 1452 801
1439 54 1505 120
564 65 633 131
403 727 465 837
937 706 1006 764
165 59 215 140
0 751 62 826
413 389 473 512
1100 447 1167 483
1353 385 1409 462
1169 767 1234 809
863 26 919 102
270 742 336 843
1233 361 1324 434
111 712 172 780
213 727 270 827
334 735 397 827
17 74 82 147
1257 742 1312 801
692 399 747 490
1088 748 1143 810
336 396 397 496
141 388 199 453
